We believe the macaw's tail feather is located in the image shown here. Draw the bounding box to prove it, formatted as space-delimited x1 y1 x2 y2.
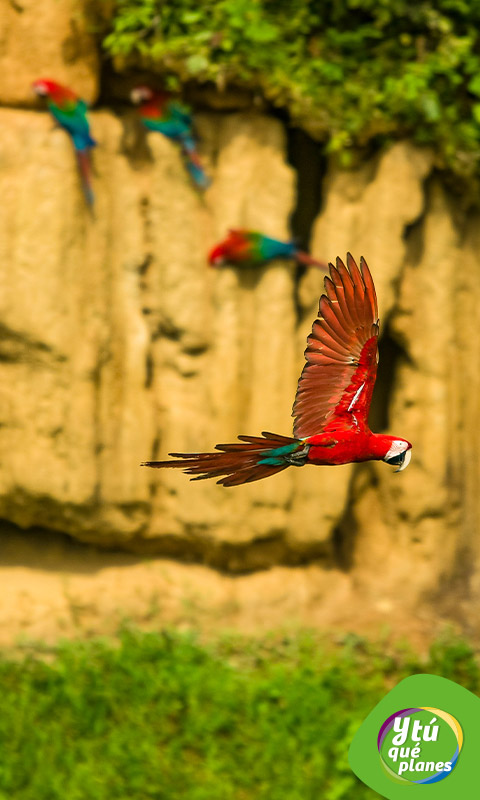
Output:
182 146 211 189
295 250 328 269
185 158 211 189
142 431 308 487
75 149 94 206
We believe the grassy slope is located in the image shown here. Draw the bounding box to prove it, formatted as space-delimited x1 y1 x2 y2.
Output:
0 630 477 799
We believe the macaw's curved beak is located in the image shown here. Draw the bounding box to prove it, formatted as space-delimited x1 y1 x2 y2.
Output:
385 448 412 472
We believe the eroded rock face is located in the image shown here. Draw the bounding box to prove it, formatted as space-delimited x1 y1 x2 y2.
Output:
0 0 99 106
308 146 480 627
1 64 479 634
0 106 307 561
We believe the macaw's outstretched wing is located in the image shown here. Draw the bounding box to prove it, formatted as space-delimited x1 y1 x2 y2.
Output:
292 254 379 438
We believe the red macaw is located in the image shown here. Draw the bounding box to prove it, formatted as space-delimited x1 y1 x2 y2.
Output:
143 255 412 485
32 79 96 206
130 86 210 189
208 229 327 269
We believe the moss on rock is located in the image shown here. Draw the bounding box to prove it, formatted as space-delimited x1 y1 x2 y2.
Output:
102 0 480 179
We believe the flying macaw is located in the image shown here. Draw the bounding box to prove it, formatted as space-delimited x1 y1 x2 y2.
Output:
143 254 412 485
32 79 96 206
208 229 327 269
130 86 210 190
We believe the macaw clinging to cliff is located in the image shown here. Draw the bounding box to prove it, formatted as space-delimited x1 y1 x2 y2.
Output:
32 79 96 206
208 229 328 269
130 86 210 190
143 254 412 485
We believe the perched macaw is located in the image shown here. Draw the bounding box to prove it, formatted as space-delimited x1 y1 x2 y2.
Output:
32 79 96 206
143 254 412 485
130 86 210 190
208 229 327 269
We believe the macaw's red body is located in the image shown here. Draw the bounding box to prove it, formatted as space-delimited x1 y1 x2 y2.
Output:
209 229 327 269
143 255 412 485
130 86 210 190
32 79 96 206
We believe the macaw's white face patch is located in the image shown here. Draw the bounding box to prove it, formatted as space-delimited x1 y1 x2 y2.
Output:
33 82 48 96
130 87 153 104
384 440 412 472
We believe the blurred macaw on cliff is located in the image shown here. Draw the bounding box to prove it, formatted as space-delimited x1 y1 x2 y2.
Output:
130 86 210 190
208 229 327 269
143 254 412 485
32 79 96 206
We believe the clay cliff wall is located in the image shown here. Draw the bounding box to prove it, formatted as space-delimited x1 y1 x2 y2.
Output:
0 0 479 638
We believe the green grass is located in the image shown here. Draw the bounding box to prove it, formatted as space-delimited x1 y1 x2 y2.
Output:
0 630 478 799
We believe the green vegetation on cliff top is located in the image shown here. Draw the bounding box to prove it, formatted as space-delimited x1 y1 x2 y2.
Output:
103 0 480 177
1 629 478 799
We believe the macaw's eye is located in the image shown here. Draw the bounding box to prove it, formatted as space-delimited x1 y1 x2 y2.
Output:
385 449 411 472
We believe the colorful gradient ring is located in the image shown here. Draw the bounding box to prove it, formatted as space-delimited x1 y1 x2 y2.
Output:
378 707 463 785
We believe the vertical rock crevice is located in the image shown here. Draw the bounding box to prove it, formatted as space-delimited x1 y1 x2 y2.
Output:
286 127 328 323
287 127 327 253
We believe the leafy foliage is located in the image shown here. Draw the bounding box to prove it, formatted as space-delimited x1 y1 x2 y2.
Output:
0 629 478 799
102 0 480 176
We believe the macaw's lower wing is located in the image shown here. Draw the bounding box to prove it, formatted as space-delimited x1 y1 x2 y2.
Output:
49 101 92 143
142 432 305 486
292 254 379 438
170 102 194 127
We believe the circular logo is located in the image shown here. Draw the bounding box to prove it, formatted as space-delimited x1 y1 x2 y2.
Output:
378 707 463 784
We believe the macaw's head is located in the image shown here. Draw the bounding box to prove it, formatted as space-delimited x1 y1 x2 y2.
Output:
208 242 229 267
130 86 154 105
208 230 251 267
382 438 412 472
32 78 58 98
